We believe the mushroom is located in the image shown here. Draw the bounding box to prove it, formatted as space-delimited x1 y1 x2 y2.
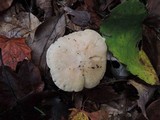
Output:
46 29 107 92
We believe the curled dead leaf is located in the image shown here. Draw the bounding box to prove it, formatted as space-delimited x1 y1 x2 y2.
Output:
136 98 160 120
36 0 53 19
64 6 90 27
143 11 160 76
143 25 160 76
29 14 66 73
128 80 155 120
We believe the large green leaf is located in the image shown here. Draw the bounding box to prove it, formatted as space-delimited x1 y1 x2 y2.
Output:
100 0 159 85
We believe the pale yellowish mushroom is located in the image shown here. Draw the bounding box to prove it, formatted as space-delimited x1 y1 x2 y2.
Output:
46 29 107 92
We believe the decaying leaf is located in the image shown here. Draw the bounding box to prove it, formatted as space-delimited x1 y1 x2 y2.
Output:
83 0 101 29
128 80 155 120
0 59 44 112
101 104 124 120
0 91 68 120
36 0 53 19
83 85 120 104
0 36 31 70
143 0 160 76
69 109 89 120
69 108 109 120
0 0 13 12
16 60 44 94
98 0 121 12
64 6 90 27
136 98 160 120
0 7 41 39
0 66 24 112
29 14 66 73
143 25 160 76
66 18 82 31
147 0 160 16
100 0 159 85
86 110 109 120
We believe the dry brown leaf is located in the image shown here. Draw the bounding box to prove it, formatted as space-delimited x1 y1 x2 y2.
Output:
143 1 160 76
29 14 66 73
98 0 121 12
0 6 41 39
64 0 101 29
64 6 91 27
143 25 160 76
101 104 123 119
136 98 160 120
128 80 155 120
36 0 53 19
86 110 109 120
0 36 31 70
83 85 120 104
66 18 82 31
83 0 101 29
17 60 44 94
0 61 44 112
147 0 160 16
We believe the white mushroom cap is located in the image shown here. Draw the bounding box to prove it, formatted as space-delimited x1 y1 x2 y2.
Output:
46 29 107 92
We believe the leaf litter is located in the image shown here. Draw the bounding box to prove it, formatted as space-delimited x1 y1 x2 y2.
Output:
0 0 160 120
0 5 41 39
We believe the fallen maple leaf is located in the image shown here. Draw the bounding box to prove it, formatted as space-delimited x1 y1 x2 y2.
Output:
0 36 31 70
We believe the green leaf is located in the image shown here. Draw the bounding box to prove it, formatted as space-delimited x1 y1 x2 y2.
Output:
100 0 159 85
